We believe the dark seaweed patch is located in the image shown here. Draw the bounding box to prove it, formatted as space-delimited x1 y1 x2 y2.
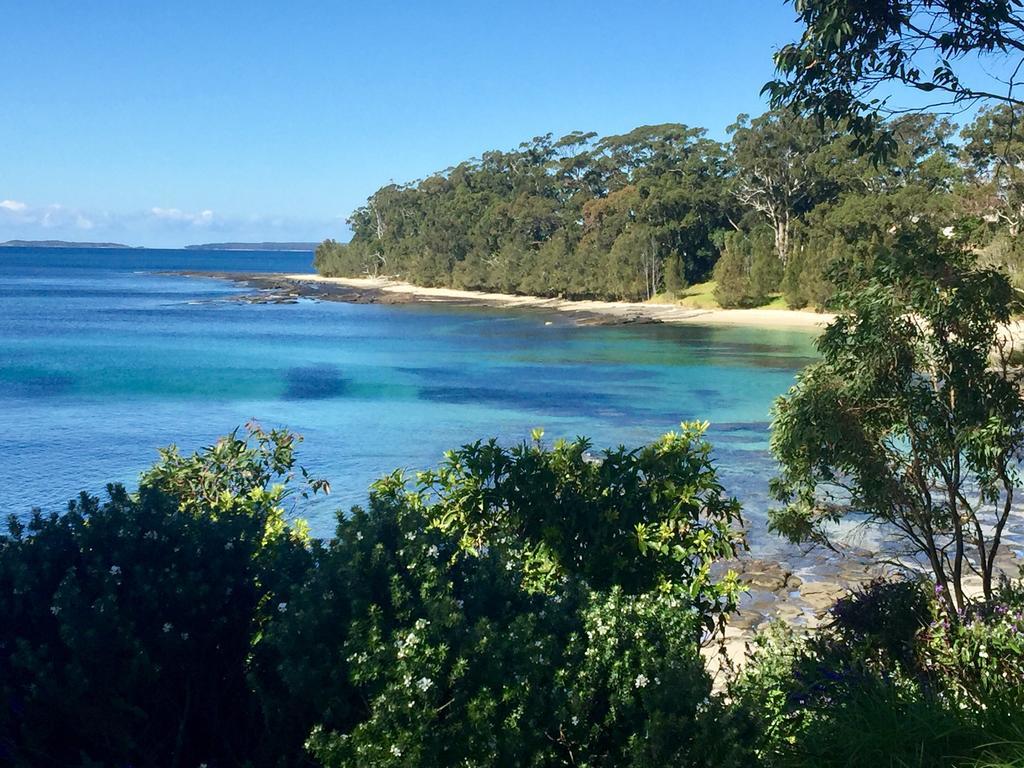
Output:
282 365 349 400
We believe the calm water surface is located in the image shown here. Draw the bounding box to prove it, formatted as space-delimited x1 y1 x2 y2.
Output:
0 247 818 551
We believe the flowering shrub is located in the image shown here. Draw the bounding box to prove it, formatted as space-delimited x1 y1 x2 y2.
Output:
0 425 320 768
0 424 750 767
731 579 1024 768
268 427 750 767
921 584 1024 717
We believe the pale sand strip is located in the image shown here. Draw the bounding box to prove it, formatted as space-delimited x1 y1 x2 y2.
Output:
280 274 836 330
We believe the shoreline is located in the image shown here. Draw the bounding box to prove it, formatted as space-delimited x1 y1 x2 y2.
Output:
174 270 836 330
170 268 1024 672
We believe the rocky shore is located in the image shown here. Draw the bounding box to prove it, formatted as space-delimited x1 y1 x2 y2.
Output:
171 271 835 329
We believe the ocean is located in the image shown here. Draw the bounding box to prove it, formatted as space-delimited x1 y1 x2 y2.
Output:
0 246 818 551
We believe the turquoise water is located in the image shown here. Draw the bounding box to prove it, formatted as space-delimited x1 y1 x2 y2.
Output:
0 247 818 551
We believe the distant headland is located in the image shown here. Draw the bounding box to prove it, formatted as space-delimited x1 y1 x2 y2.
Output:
0 239 138 249
184 242 320 251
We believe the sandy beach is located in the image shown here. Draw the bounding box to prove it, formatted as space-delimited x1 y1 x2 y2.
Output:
186 271 837 330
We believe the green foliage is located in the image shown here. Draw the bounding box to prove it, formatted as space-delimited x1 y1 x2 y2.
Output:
266 425 748 767
714 228 782 308
316 126 731 302
0 424 321 767
313 106 1024 310
770 231 1024 612
412 423 745 605
921 584 1024 716
731 579 1024 768
766 0 1024 158
0 425 750 767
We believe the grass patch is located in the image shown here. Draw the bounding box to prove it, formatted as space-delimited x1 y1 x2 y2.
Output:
652 282 794 311
673 281 720 309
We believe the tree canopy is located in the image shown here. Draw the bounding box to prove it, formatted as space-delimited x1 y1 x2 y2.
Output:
316 107 1023 309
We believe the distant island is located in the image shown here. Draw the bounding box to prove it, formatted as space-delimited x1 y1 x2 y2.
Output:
0 239 138 249
185 242 320 251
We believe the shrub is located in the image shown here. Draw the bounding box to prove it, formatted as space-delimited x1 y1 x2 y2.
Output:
732 579 1024 768
921 583 1024 719
0 424 322 768
828 577 932 668
270 425 751 767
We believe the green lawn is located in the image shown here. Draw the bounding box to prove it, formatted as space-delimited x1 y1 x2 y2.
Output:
651 281 792 311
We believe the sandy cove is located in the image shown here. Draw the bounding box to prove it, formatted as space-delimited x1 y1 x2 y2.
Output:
283 274 836 329
176 271 835 331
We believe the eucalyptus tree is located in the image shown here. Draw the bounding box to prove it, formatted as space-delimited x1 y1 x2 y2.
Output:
770 227 1024 614
962 104 1024 235
728 110 850 264
766 0 1024 157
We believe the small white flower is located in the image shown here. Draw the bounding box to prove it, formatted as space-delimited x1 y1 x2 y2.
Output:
355 531 363 541
224 542 234 550
180 631 189 640
634 674 649 689
277 602 288 613
163 622 173 633
416 676 433 692
50 605 60 616
426 544 439 558
391 745 402 757
109 565 121 575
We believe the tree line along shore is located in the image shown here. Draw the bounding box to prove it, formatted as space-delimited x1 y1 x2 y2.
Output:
313 106 1023 313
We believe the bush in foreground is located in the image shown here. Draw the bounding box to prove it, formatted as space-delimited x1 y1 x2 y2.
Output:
0 424 752 767
731 578 1024 768
0 425 321 767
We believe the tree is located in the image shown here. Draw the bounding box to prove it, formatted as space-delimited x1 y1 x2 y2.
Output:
962 104 1024 235
713 228 781 308
728 111 848 263
766 0 1024 157
769 228 1024 614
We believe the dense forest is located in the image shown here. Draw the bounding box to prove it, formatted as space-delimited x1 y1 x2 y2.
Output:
314 106 1024 308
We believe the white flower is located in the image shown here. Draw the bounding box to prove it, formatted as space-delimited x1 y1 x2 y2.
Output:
180 631 189 640
50 605 60 616
355 531 363 541
391 745 402 757
109 565 121 575
416 676 433 692
163 623 173 633
426 544 439 558
634 674 649 689
277 602 288 613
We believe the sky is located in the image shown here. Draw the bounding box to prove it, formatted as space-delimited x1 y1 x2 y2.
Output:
1 1 805 248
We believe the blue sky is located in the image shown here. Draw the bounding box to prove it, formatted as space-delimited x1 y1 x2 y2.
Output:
2 1 803 247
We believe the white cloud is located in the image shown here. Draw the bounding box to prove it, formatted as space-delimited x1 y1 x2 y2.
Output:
0 198 343 247
149 207 217 226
